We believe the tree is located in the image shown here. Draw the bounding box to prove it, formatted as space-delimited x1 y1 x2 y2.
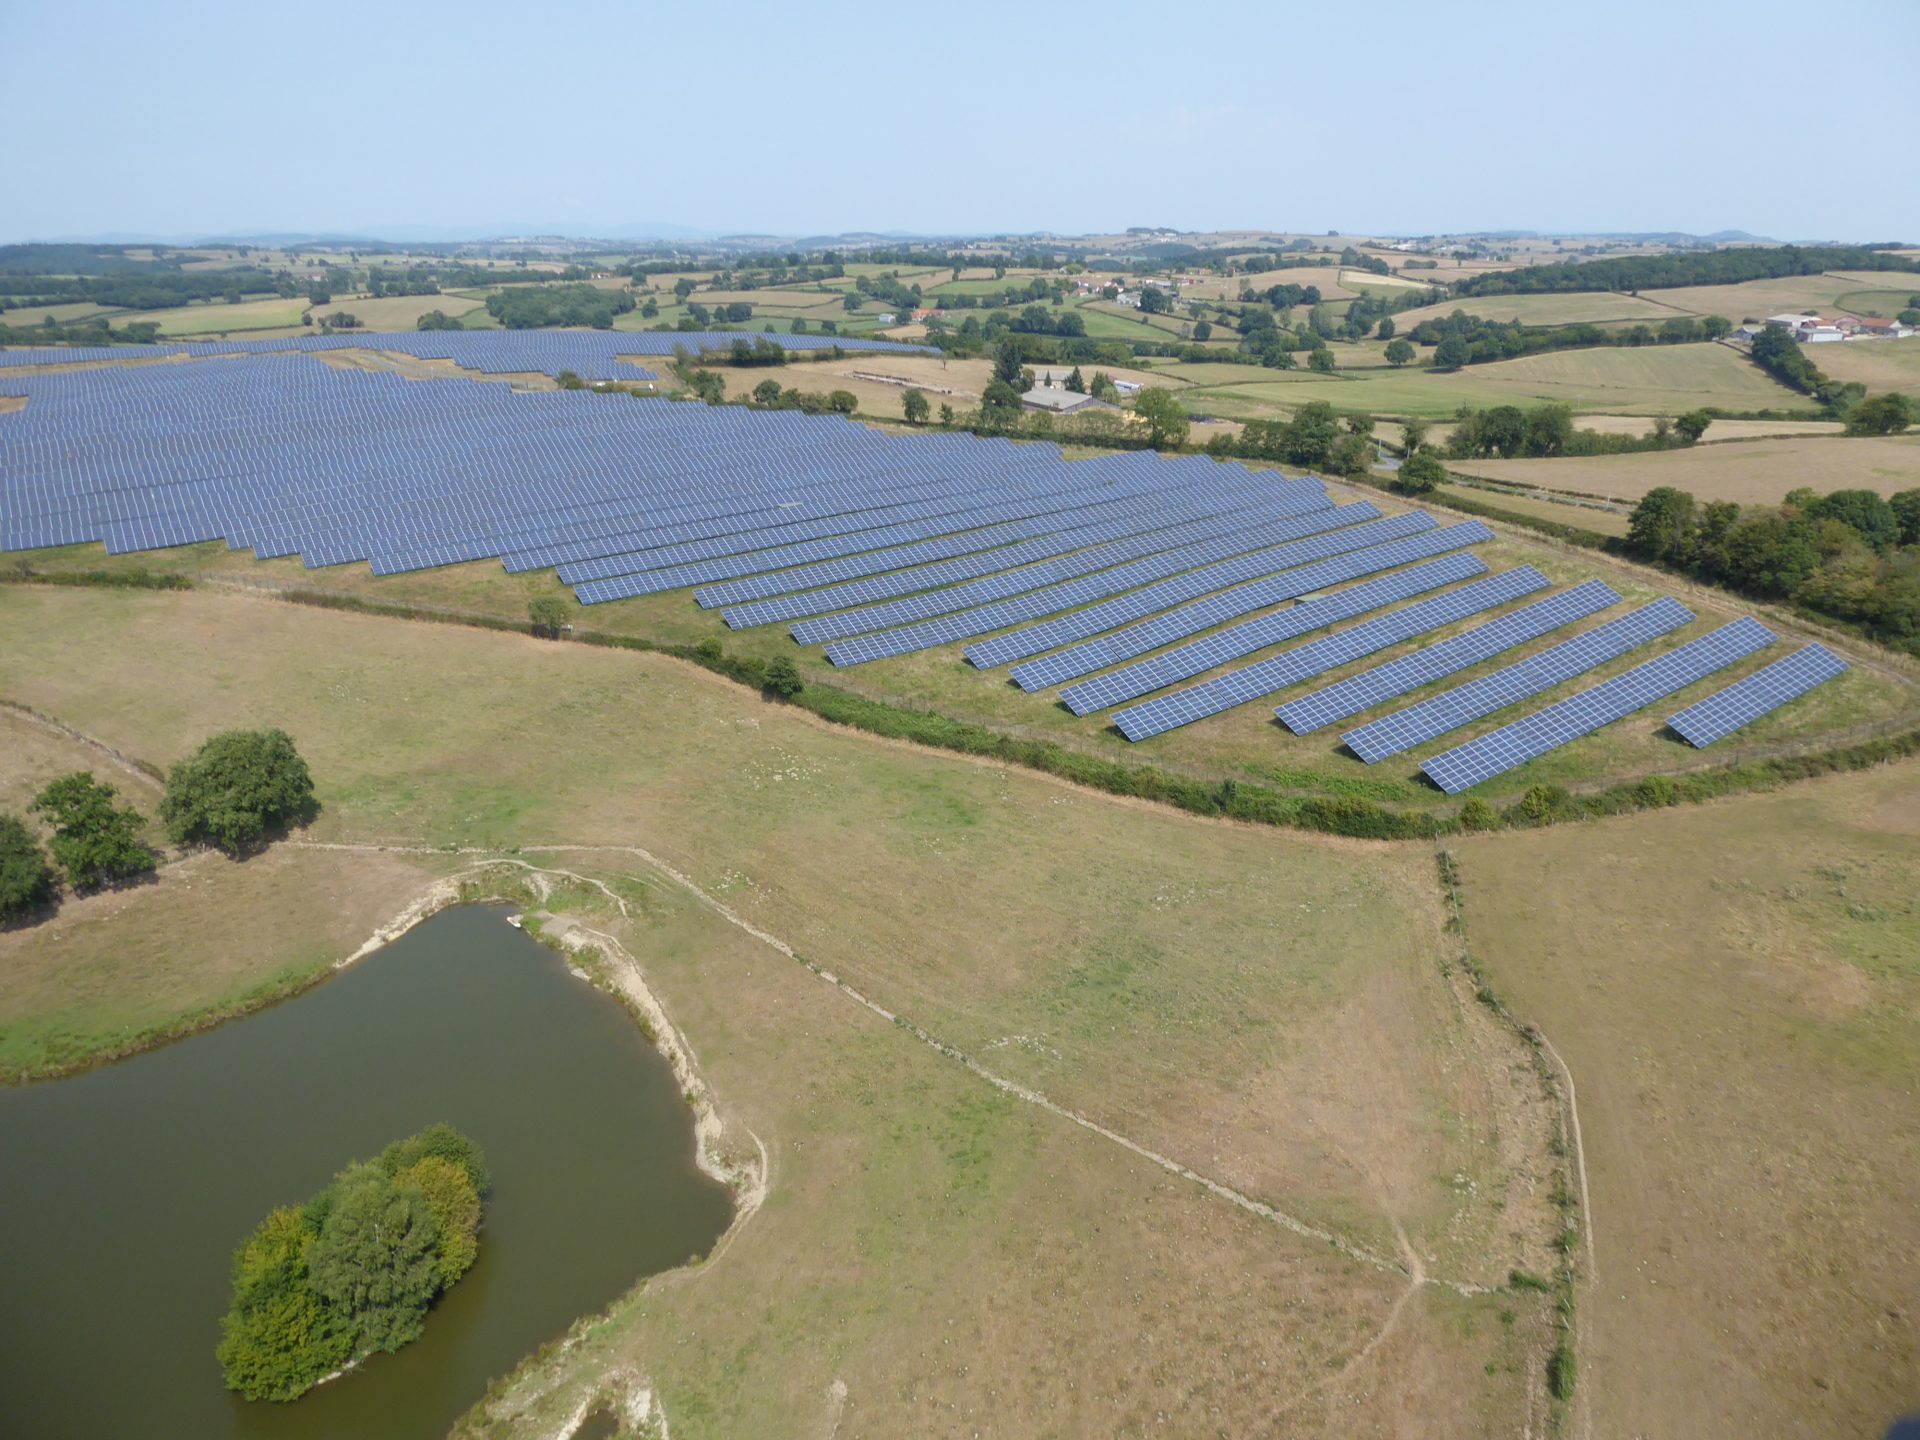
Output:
1193 319 1213 341
1674 410 1713 444
1844 392 1915 436
1282 401 1341 468
28 773 152 889
415 309 460 332
991 340 1025 388
1133 388 1190 451
1064 366 1085 394
826 390 857 414
753 377 784 405
160 729 317 854
1626 487 1700 562
528 595 571 638
1890 489 1920 547
1394 450 1447 495
1433 335 1472 369
1306 347 1336 373
1088 371 1119 402
0 813 57 923
1343 413 1376 437
1376 316 1396 341
306 1163 444 1356
762 655 805 697
980 379 1023 427
216 1207 353 1402
392 1158 481 1287
1400 417 1429 453
902 388 929 423
673 278 695 302
1806 489 1900 551
1325 432 1374 476
1383 338 1415 367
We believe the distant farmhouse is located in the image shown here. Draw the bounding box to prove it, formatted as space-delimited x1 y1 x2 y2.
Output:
1748 312 1914 344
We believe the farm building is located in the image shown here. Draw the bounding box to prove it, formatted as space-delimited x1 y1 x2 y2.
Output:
1020 387 1117 415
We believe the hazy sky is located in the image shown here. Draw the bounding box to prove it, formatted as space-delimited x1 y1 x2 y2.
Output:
7 0 1916 243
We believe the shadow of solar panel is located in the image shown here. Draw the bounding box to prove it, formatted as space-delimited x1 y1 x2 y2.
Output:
1420 617 1775 793
1275 580 1621 735
1112 567 1552 741
1016 520 1489 695
1341 597 1695 764
1666 643 1848 747
1059 550 1490 715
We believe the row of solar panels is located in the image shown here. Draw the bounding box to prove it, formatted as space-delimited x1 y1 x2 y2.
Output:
0 327 931 381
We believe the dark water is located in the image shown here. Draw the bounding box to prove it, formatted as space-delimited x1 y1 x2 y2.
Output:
0 904 733 1438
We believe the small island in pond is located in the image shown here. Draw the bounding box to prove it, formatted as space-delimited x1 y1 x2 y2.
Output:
217 1123 490 1402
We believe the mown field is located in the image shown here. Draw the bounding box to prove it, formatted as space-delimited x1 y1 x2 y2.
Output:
1809 337 1920 395
1460 434 1920 505
0 583 1557 1437
1456 763 1920 1440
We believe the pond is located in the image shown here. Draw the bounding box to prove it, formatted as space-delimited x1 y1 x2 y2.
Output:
0 903 734 1438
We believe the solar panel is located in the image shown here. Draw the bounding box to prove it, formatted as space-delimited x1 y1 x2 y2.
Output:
1342 598 1696 764
1666 643 1849 747
1015 521 1491 694
1058 550 1490 715
1111 567 1553 741
1275 580 1622 735
1420 617 1776 793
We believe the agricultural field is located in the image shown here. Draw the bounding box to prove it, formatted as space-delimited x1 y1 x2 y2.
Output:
105 295 311 335
1809 337 1920 395
318 293 485 329
1459 434 1920 505
1455 764 1920 1440
0 584 1559 1435
1389 291 1684 329
1158 341 1805 419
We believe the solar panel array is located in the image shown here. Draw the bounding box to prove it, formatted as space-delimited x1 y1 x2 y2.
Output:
5 348 1825 770
1275 580 1623 735
1111 566 1553 741
1342 598 1696 764
1666 643 1848 747
1420 617 1776 793
0 328 931 380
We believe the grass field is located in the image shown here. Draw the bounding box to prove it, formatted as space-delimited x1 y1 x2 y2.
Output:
1807 337 1920 395
1167 342 1807 419
1461 434 1920 504
0 584 1558 1435
1456 764 1920 1439
107 296 312 336
1389 291 1681 329
318 293 486 329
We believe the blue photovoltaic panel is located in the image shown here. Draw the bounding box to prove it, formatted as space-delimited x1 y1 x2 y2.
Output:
969 504 1406 674
1342 598 1696 764
718 498 1349 629
1015 520 1490 694
1111 567 1552 741
1666 643 1849 747
1275 580 1622 735
1421 617 1775 793
1058 550 1489 715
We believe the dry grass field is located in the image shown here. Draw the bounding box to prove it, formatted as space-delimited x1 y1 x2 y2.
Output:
1462 434 1920 504
1455 765 1920 1439
106 296 312 335
1639 274 1915 322
0 584 1558 1436
1390 292 1681 329
1809 338 1920 394
1576 414 1846 441
318 293 486 329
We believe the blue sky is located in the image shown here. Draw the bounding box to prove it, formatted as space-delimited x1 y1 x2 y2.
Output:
6 0 1916 243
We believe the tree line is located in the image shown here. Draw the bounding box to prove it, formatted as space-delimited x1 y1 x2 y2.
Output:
1625 483 1920 655
1453 243 1920 297
484 284 635 329
0 728 317 926
1408 310 1735 369
1444 402 1714 459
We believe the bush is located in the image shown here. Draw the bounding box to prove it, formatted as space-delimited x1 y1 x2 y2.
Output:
29 772 154 889
1548 1341 1577 1400
0 813 57 923
528 595 571 638
1394 449 1447 496
1458 797 1500 831
160 729 317 854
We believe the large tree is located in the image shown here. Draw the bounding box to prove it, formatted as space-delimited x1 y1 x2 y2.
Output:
1133 388 1190 451
1626 487 1699 562
0 813 57 923
305 1164 444 1356
160 729 317 854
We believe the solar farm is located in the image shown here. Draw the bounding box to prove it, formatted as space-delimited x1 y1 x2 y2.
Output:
0 337 1863 793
